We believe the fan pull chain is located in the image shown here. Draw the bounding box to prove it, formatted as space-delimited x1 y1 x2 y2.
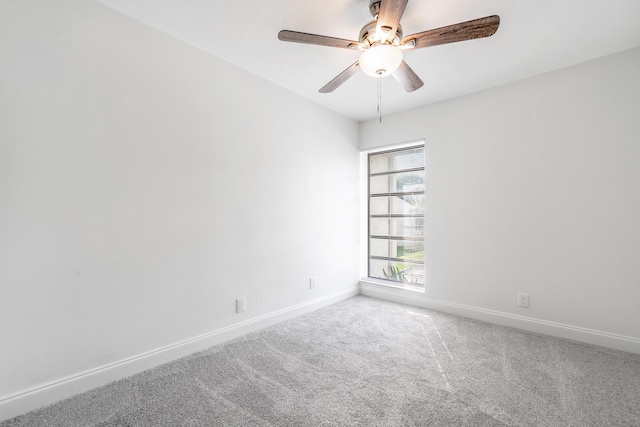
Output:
378 75 382 123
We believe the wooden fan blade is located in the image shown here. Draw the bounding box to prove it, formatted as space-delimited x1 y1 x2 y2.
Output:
377 0 408 42
319 62 360 93
401 15 500 49
278 30 360 49
392 60 424 92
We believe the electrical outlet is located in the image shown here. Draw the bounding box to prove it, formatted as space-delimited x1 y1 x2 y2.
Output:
309 277 316 289
236 297 246 313
518 293 529 308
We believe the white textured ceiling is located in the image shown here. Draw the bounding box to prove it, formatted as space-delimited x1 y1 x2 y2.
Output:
98 0 640 121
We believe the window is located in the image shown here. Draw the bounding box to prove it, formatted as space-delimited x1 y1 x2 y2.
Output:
368 144 425 290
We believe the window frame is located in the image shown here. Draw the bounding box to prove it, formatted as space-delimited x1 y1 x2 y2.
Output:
365 141 426 291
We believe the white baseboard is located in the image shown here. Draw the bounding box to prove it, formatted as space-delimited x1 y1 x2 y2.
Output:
0 286 359 422
360 281 640 355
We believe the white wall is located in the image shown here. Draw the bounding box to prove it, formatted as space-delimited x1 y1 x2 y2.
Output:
0 0 359 415
360 47 640 351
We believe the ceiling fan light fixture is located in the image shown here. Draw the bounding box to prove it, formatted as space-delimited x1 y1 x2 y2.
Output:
278 1 500 93
359 44 403 77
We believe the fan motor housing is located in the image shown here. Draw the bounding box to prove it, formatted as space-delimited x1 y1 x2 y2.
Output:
369 1 381 18
359 19 403 47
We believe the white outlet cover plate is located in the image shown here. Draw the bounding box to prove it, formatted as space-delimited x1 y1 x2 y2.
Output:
518 293 529 308
236 297 246 313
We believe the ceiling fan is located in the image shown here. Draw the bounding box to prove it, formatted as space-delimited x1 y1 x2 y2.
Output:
278 0 500 93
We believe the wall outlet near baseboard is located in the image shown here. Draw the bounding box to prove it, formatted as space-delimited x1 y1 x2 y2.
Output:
309 277 316 289
236 297 246 313
518 293 529 308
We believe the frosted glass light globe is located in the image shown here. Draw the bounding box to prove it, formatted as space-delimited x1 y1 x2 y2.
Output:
359 45 403 77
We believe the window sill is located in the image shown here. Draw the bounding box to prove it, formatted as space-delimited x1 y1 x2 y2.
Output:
359 278 425 293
